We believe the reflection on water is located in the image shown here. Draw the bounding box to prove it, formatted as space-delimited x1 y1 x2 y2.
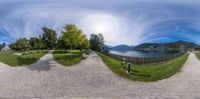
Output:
109 50 180 58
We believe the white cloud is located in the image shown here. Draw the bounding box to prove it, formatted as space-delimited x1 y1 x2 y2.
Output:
1 0 200 45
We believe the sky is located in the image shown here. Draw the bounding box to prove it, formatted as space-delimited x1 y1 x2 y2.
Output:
1 0 200 46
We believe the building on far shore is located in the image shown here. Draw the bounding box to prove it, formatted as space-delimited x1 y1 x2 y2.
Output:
1 45 11 52
194 47 200 51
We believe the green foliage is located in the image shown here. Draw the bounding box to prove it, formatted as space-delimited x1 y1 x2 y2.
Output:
90 33 104 51
97 52 189 82
10 36 44 51
61 24 89 50
29 37 44 50
80 38 89 50
57 37 65 49
9 24 89 51
12 38 30 51
42 26 57 50
53 50 87 66
195 53 200 60
0 51 48 66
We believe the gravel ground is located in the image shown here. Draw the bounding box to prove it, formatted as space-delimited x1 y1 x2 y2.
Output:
0 51 200 99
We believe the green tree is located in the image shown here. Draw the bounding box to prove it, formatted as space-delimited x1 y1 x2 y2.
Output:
98 33 104 51
61 24 88 57
41 26 57 50
29 37 39 50
61 24 80 50
78 34 89 50
9 43 17 50
15 38 30 51
90 33 104 51
37 35 45 50
57 36 65 49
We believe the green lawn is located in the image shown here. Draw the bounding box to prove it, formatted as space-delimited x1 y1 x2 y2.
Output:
53 50 89 66
97 52 189 82
195 53 200 60
0 50 48 67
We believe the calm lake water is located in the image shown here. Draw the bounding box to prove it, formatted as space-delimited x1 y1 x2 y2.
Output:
109 50 180 58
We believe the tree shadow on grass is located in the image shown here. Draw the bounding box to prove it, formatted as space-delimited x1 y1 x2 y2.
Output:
54 53 82 60
17 57 38 66
132 70 151 77
53 50 70 54
53 50 85 55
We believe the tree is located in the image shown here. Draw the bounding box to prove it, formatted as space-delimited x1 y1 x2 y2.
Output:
57 36 65 49
98 33 104 51
78 35 89 50
37 35 45 50
15 38 30 51
41 26 57 50
90 33 104 51
90 34 98 51
9 43 17 50
61 24 79 50
61 24 88 58
81 38 89 50
29 37 39 50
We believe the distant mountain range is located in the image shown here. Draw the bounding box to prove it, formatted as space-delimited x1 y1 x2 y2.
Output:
111 44 134 50
103 41 200 51
104 44 134 50
134 41 200 51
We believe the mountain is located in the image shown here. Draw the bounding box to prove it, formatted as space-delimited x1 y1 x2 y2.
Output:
111 44 134 50
134 40 200 51
103 45 112 50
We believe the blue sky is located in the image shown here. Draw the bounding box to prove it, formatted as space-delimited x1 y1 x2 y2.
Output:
0 0 200 46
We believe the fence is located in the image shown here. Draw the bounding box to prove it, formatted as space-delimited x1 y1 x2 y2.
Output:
103 51 184 65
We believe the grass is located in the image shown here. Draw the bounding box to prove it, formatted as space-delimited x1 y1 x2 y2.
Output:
195 52 200 60
0 50 48 67
97 52 189 82
53 50 89 66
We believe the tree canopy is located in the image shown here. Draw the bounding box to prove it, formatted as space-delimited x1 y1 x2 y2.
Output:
41 26 57 50
61 24 89 50
90 33 104 51
9 24 90 51
14 38 30 51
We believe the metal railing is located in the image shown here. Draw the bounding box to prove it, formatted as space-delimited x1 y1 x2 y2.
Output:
103 51 184 65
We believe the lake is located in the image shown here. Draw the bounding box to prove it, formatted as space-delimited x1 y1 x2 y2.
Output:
109 50 180 58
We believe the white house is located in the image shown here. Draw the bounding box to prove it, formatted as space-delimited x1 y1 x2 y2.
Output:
1 45 11 52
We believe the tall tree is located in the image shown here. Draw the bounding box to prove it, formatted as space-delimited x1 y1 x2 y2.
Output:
29 37 39 50
9 43 17 50
57 36 65 49
41 26 57 50
90 33 104 51
81 38 89 50
98 33 104 51
15 38 30 51
37 35 44 50
61 24 88 57
61 24 80 50
78 34 89 50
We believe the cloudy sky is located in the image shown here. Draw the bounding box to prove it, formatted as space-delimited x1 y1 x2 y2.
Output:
1 0 200 46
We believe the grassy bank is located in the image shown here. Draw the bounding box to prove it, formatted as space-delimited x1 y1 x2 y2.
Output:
0 51 48 67
97 52 189 82
195 53 200 60
53 50 89 66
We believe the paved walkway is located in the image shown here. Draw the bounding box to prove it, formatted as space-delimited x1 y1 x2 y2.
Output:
0 51 200 99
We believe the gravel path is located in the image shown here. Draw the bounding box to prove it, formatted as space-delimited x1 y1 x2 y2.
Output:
0 51 200 99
